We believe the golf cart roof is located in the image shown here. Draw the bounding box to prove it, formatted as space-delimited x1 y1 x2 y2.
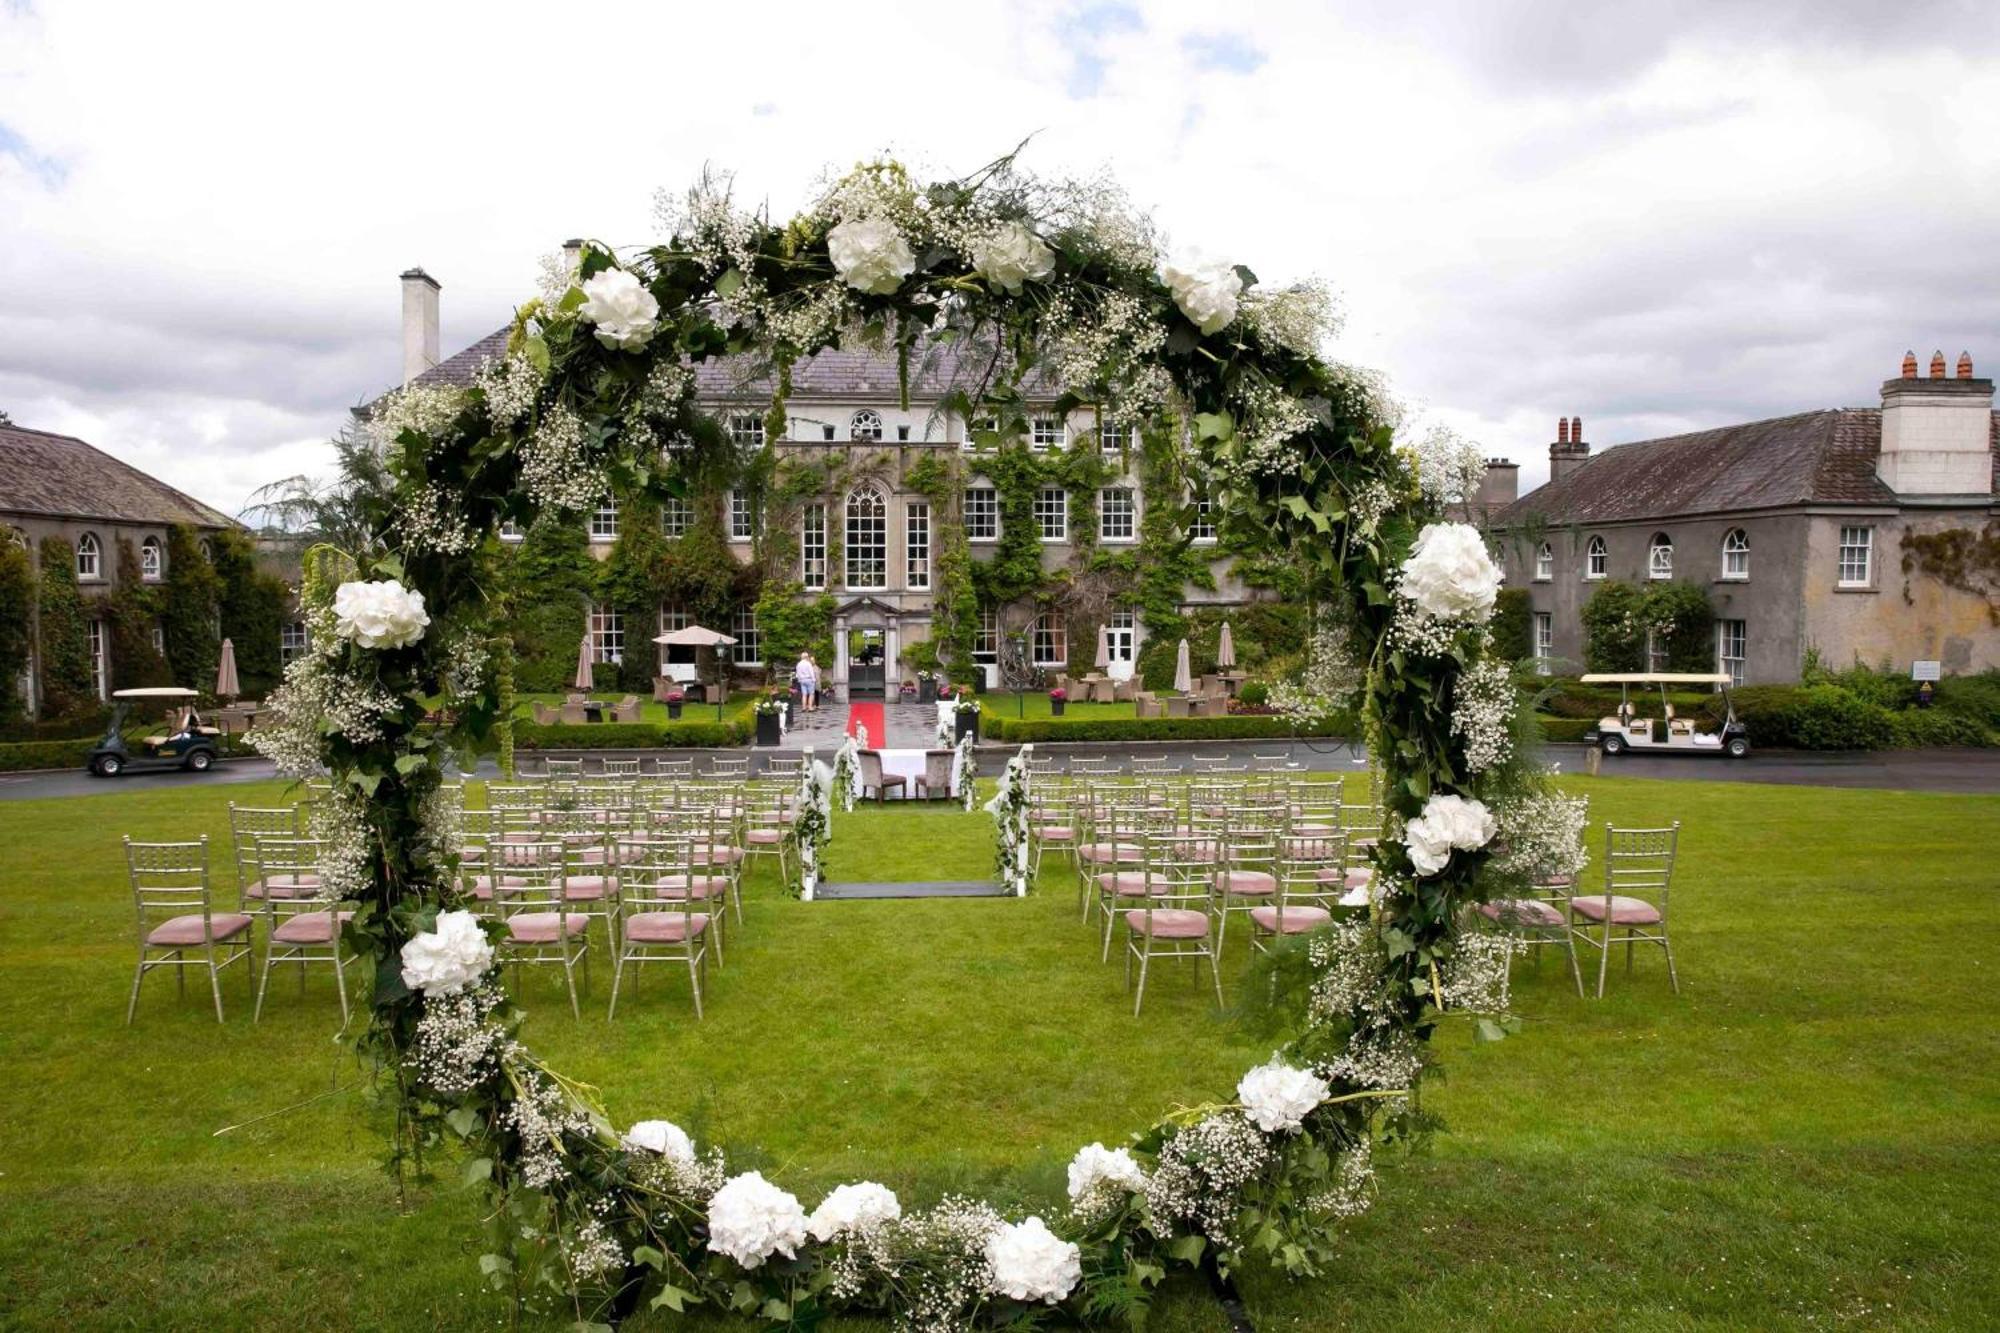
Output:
111 687 200 698
1579 673 1733 686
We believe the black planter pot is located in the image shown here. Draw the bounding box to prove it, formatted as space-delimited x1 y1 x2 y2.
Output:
1050 698 1066 716
666 702 684 720
918 679 937 704
755 712 782 747
955 710 979 741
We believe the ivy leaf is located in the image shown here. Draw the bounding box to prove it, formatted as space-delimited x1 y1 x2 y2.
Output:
1475 1017 1507 1043
557 285 586 313
521 335 551 374
651 1284 698 1313
1233 263 1260 290
394 753 428 776
715 268 744 299
478 1252 512 1278
1167 1234 1207 1264
1193 412 1236 443
445 1107 480 1138
463 1157 493 1188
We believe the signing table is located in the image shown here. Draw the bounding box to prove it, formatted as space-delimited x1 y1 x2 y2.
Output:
873 746 967 800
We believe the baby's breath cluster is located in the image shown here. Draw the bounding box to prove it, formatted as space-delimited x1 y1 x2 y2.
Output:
1143 1113 1275 1251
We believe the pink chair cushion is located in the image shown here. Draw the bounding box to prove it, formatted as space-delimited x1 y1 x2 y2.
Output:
623 911 709 943
1568 894 1662 925
1214 870 1278 895
1289 822 1338 837
147 912 253 946
243 874 320 900
1282 837 1340 859
1095 872 1155 897
745 828 785 845
1079 842 1143 864
271 909 355 944
1125 907 1210 939
1476 899 1566 928
1315 867 1375 889
692 844 743 865
1534 873 1576 890
563 875 615 900
1249 905 1333 934
505 912 590 943
1033 825 1076 841
631 874 728 900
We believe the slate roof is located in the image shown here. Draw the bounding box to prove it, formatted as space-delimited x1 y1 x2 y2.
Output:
0 423 239 528
1495 408 2000 527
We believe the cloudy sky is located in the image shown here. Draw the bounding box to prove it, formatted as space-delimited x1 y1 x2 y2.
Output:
3 0 1997 515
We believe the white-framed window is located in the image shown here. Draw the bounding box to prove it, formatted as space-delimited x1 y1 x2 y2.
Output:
729 413 766 449
906 501 931 589
1533 611 1553 674
658 601 690 673
1098 418 1132 453
1534 543 1553 581
1030 414 1064 451
140 536 163 581
1107 609 1137 663
966 414 999 448
896 424 911 442
1645 629 1669 673
1648 533 1674 580
1099 487 1136 542
589 497 619 542
1722 528 1750 580
1838 526 1873 587
1585 535 1607 580
1035 487 1068 542
88 619 107 699
973 607 999 663
965 486 999 541
845 483 887 590
660 496 690 538
499 518 524 542
1717 618 1746 685
850 409 883 442
801 504 827 590
733 606 761 666
729 490 759 541
150 622 164 656
1189 489 1217 544
588 605 624 665
76 532 102 580
279 620 309 665
1031 611 1067 666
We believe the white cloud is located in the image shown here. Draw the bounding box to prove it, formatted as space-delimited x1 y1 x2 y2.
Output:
1 0 1996 512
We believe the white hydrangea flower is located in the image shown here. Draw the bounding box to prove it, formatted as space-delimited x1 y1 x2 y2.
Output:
1160 256 1244 335
578 267 661 351
984 1215 1081 1305
399 910 492 996
1237 1057 1331 1133
806 1181 902 1241
707 1171 808 1269
332 579 430 650
1402 793 1497 877
827 216 916 295
622 1119 695 1164
1397 523 1503 624
1066 1142 1147 1203
972 220 1056 293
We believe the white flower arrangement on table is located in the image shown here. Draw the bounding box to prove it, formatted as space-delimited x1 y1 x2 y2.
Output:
333 579 430 650
1401 792 1496 877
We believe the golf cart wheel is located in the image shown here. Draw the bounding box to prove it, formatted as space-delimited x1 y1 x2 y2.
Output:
93 754 124 777
185 749 215 772
1601 735 1626 756
1725 736 1750 758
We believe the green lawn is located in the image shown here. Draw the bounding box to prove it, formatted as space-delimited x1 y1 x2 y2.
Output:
976 690 1136 721
1 774 1996 1329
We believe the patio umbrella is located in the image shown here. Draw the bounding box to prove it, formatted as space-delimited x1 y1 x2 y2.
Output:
1217 622 1236 669
1173 638 1193 693
1094 624 1111 670
214 638 240 700
653 625 739 718
573 631 595 692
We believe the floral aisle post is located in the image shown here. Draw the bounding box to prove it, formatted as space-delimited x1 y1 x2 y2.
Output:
792 755 834 899
254 154 1571 1328
984 745 1032 895
955 730 978 813
831 733 860 813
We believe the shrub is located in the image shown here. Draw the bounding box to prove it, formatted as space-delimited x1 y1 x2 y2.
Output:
1237 681 1269 707
0 535 33 723
1533 717 1597 744
161 526 221 694
1888 709 1994 748
1934 671 2000 730
1490 588 1531 663
983 712 1351 744
1639 581 1714 673
35 537 95 717
1579 581 1646 672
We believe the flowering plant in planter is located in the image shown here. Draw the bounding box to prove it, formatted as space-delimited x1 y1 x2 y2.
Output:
950 685 982 713
1047 687 1067 702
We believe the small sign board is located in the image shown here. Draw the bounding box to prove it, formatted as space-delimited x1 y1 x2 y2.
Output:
1911 660 1942 682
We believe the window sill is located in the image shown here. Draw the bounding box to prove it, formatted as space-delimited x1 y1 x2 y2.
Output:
1716 576 1748 584
588 536 616 544
1834 584 1878 594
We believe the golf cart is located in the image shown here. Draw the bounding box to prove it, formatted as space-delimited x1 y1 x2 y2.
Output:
87 687 224 777
1580 673 1751 759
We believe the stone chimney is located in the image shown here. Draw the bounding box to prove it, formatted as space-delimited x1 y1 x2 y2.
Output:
1475 457 1519 515
563 238 585 275
1878 349 1993 496
1549 415 1590 483
400 267 440 385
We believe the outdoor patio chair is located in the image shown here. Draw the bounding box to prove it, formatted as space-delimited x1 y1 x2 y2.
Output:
857 749 907 802
608 835 710 1019
558 703 589 724
739 784 793 886
490 841 588 1019
531 701 558 725
1133 692 1161 719
1569 822 1680 998
914 748 956 801
249 837 354 1023
1121 831 1224 1015
611 700 643 723
1113 677 1138 703
124 835 253 1024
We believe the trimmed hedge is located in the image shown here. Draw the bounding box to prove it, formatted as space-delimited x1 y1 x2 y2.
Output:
515 718 751 750
983 712 1351 744
1532 717 1597 744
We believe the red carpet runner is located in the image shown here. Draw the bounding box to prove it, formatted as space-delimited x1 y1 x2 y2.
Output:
845 700 886 746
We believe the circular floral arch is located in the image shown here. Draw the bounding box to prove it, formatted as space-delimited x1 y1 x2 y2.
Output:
264 155 1563 1327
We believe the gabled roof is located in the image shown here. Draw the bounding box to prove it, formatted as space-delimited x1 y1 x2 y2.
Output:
0 424 239 529
1494 408 2000 527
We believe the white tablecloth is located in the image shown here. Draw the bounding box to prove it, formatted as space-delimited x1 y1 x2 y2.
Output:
877 746 964 798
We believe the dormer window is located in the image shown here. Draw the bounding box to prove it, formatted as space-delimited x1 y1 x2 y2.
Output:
850 409 883 442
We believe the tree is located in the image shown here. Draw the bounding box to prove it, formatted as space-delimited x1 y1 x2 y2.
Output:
239 421 397 557
1490 588 1532 663
1580 580 1647 672
211 528 291 695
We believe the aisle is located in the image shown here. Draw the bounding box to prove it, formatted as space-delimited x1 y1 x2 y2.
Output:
845 700 887 746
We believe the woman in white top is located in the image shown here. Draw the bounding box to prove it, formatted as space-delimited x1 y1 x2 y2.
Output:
796 652 819 712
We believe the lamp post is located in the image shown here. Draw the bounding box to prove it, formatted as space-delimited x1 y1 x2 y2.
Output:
1012 632 1029 719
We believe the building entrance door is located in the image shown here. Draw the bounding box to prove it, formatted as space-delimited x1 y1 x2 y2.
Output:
848 628 886 697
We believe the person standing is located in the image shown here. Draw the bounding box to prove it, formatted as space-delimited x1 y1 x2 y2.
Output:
796 651 819 712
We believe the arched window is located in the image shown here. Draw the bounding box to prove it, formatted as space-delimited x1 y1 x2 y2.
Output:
844 483 887 590
76 532 102 580
1534 542 1553 581
1721 528 1749 580
849 409 883 442
140 536 163 580
1648 533 1674 580
1585 535 1606 580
